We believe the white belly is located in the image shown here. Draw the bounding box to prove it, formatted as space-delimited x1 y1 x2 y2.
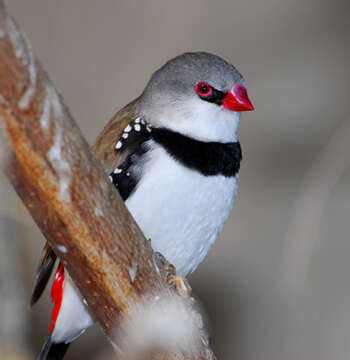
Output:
126 146 238 275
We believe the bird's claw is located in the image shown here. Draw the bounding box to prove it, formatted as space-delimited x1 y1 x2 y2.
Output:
167 274 192 298
153 252 191 297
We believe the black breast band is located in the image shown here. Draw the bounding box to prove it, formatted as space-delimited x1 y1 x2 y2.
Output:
151 127 242 177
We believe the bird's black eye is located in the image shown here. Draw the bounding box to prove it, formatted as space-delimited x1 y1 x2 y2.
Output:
194 82 213 97
200 84 208 93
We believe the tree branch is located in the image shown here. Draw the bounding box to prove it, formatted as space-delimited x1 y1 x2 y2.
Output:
0 2 216 359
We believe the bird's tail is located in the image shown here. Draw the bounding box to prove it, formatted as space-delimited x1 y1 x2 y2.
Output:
37 333 70 360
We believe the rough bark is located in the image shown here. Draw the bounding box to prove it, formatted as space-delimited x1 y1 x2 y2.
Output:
0 2 216 359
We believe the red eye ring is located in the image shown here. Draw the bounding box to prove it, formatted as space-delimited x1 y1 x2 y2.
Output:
194 82 213 97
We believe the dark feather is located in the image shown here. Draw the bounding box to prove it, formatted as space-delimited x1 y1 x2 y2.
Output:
30 242 57 307
38 334 70 360
151 127 242 177
110 118 152 200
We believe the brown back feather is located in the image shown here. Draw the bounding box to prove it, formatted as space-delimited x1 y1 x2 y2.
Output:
93 101 138 174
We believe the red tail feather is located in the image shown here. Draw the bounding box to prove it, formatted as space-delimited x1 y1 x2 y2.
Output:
49 263 65 333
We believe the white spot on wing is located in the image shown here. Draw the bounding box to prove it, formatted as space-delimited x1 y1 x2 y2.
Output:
134 117 141 124
134 124 141 132
113 168 122 174
115 141 122 150
124 124 132 132
122 133 129 139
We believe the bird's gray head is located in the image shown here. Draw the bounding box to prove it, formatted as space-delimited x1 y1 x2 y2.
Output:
137 52 254 142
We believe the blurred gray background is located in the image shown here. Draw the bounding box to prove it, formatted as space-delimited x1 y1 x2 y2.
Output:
1 0 350 359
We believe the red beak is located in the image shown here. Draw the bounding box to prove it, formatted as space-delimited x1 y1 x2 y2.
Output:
222 84 254 112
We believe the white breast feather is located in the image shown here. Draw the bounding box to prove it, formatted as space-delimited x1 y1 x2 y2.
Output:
126 143 238 276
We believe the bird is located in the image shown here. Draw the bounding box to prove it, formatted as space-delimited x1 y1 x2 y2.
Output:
31 52 254 359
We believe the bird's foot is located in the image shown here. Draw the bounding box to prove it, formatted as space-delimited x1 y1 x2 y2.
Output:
167 273 192 298
163 263 192 297
153 252 191 297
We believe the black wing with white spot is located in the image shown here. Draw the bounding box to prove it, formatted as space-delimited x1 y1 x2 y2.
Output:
109 117 152 201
